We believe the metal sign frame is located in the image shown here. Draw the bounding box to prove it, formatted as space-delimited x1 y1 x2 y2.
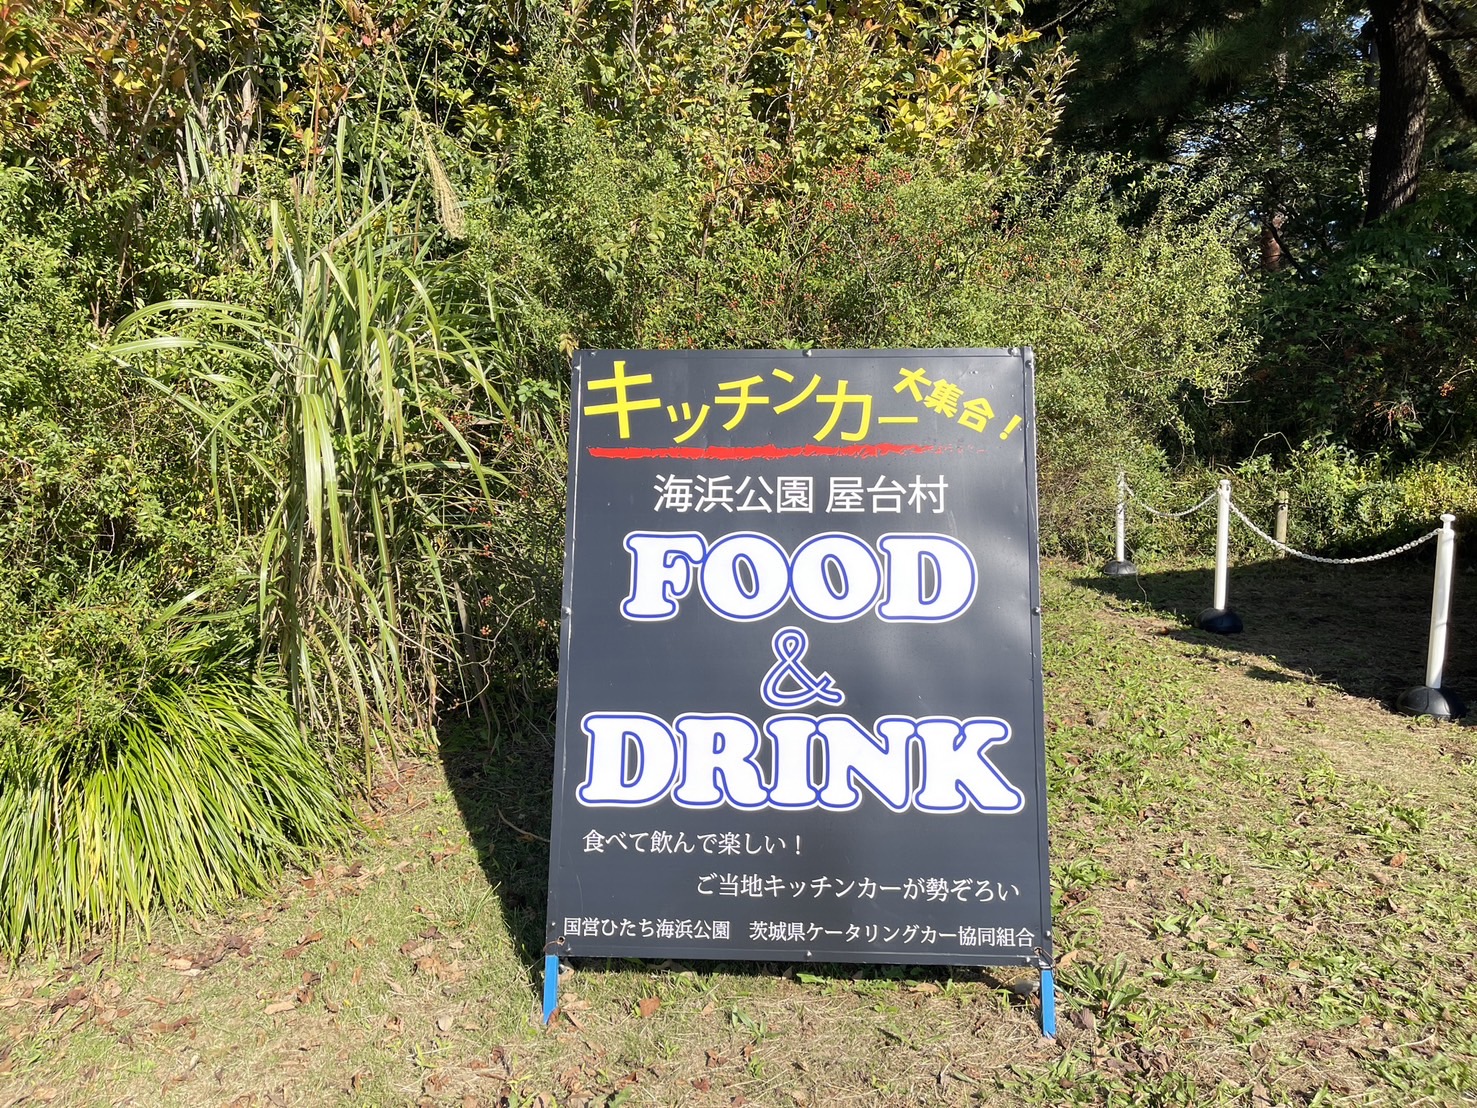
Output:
543 348 1055 1032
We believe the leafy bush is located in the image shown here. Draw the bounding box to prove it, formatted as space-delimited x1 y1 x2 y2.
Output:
1111 445 1477 567
0 672 350 954
458 416 567 746
1232 445 1477 556
479 129 1255 559
0 185 351 953
112 169 530 775
935 163 1256 556
1246 176 1477 460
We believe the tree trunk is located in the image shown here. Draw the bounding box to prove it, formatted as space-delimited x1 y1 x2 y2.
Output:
1365 0 1430 223
1262 51 1287 272
1259 213 1286 271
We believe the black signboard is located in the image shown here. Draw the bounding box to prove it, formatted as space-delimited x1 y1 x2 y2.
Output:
546 349 1052 969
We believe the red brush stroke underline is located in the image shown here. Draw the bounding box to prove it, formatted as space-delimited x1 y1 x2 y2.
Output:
588 443 965 460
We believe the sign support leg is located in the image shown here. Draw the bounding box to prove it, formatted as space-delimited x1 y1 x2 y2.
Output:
542 955 560 1025
1039 968 1056 1037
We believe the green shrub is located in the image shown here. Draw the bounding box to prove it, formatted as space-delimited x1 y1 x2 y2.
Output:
1246 175 1477 461
112 174 527 775
459 417 567 745
1231 445 1477 557
0 192 351 953
0 672 351 954
476 110 1256 560
1110 445 1477 567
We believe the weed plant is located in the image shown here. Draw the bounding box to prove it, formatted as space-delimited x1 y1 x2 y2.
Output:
113 152 519 780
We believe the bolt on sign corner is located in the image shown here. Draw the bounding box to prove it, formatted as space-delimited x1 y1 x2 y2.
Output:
546 349 1053 969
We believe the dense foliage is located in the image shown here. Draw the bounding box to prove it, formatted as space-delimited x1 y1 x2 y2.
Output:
0 0 1472 952
1030 0 1477 461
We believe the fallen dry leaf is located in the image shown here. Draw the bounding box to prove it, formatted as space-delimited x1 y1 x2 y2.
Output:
263 1000 297 1015
149 1016 196 1034
50 987 87 1011
284 930 326 960
637 996 661 1018
1389 852 1407 868
414 956 464 983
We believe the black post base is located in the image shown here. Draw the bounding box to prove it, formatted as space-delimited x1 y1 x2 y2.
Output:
1103 560 1139 577
1196 607 1243 635
1396 685 1467 720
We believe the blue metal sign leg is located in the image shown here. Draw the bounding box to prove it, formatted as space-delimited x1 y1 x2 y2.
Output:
542 955 560 1025
1039 968 1056 1037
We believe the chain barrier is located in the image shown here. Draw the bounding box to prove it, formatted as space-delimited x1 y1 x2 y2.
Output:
1229 502 1439 565
1124 485 1217 520
1112 474 1461 717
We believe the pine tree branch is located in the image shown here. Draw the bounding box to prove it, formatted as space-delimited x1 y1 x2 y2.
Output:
1424 0 1477 39
1429 39 1477 123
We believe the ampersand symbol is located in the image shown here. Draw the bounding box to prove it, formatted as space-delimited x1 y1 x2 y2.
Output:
761 627 845 710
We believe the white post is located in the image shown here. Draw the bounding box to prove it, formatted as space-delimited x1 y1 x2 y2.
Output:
1275 491 1289 553
1213 479 1231 611
1115 472 1128 564
1425 514 1458 689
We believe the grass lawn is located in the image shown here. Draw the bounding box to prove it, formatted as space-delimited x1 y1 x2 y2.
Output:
3 557 1475 1107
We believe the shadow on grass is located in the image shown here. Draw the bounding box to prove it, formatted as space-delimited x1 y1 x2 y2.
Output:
1080 552 1472 714
438 718 557 984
